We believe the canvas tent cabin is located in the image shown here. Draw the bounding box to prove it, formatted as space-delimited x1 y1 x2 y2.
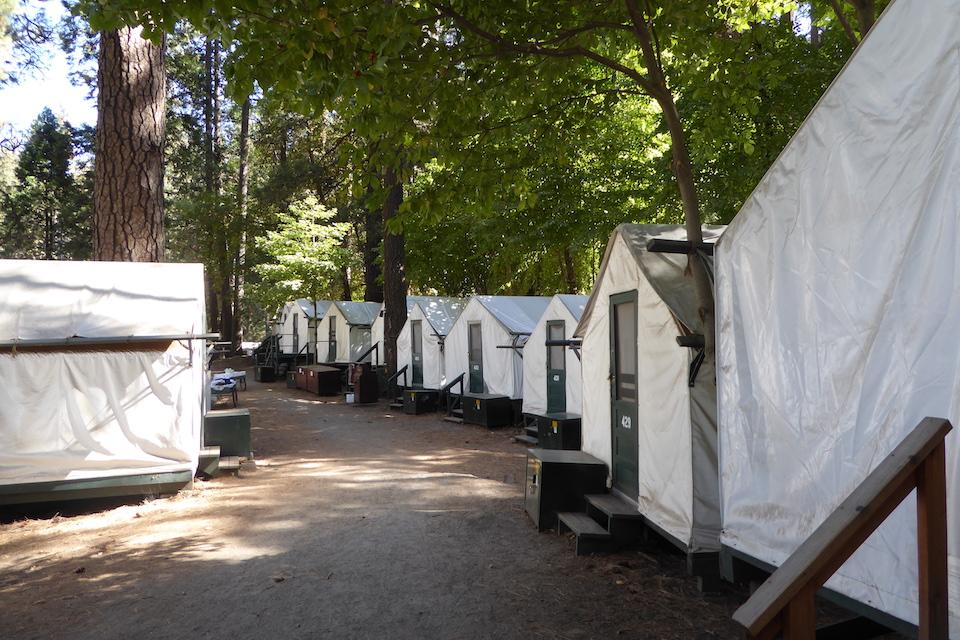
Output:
396 296 467 390
444 296 550 427
276 299 331 361
570 224 723 559
317 301 382 364
370 295 437 367
716 0 959 633
0 260 208 505
521 294 588 449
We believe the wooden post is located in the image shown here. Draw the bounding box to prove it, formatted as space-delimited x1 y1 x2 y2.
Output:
783 587 816 640
916 441 949 640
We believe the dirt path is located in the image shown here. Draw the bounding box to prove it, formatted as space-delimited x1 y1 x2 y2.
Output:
0 379 746 639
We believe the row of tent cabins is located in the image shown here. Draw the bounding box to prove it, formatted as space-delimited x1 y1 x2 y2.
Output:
283 3 958 627
3 1 955 633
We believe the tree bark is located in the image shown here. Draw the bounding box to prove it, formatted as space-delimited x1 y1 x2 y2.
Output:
234 96 251 348
625 0 716 355
381 165 407 374
363 186 384 302
562 246 577 293
850 0 875 36
93 27 165 262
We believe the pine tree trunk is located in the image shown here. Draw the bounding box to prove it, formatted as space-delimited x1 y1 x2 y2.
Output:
364 186 384 302
234 96 251 348
562 246 577 292
93 27 165 262
381 166 407 374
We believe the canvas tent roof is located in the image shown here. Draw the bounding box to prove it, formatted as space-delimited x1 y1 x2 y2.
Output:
474 296 550 336
576 224 723 338
715 0 960 632
556 294 587 321
409 296 466 336
333 301 381 326
294 299 331 319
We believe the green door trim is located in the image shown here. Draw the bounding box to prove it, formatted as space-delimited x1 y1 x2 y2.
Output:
546 319 566 413
327 316 337 362
610 290 639 498
468 321 484 394
411 319 424 386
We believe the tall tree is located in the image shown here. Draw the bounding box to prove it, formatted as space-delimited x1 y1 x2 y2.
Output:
0 108 92 259
94 26 165 261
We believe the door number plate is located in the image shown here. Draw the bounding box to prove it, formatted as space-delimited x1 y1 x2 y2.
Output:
621 416 632 430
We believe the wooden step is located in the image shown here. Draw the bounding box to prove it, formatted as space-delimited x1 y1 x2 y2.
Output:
388 403 404 410
443 416 464 424
585 493 644 520
557 511 613 556
513 434 538 446
524 425 538 437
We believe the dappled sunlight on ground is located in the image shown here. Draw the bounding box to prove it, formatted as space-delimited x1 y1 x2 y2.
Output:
0 381 748 640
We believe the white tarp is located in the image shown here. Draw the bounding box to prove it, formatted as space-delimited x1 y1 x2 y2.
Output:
317 301 381 363
716 0 960 633
397 297 466 390
521 294 587 416
576 225 721 552
444 296 549 398
0 260 206 485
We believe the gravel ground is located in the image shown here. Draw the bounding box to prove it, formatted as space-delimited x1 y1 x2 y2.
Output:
0 378 758 639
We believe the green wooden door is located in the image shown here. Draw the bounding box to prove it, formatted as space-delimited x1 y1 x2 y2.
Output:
292 313 299 355
468 322 484 394
411 320 424 386
546 320 566 413
327 316 337 362
610 292 639 498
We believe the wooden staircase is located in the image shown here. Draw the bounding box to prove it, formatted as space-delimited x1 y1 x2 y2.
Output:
513 423 538 446
557 492 644 556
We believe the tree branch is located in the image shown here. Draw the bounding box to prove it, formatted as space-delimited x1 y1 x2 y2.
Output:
430 2 659 97
828 0 860 47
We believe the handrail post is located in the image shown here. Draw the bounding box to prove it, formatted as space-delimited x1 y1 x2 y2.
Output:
917 440 949 640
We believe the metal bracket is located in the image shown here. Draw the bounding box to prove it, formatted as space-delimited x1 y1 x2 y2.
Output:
676 334 705 387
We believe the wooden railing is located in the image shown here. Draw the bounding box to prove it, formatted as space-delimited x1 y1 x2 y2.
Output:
733 417 952 640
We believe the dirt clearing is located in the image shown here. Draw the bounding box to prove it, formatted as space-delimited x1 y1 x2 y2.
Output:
0 379 748 639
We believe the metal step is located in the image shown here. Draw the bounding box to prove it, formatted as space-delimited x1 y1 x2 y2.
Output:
451 408 464 418
524 425 538 438
557 511 613 556
388 403 404 410
218 456 242 472
513 434 538 445
443 416 464 424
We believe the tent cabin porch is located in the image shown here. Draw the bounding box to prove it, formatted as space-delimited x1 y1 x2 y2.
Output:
520 294 588 449
0 260 208 506
443 296 550 428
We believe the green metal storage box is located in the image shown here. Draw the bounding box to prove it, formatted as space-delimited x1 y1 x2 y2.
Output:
462 393 514 427
403 388 438 414
204 408 252 458
535 412 582 450
525 448 607 531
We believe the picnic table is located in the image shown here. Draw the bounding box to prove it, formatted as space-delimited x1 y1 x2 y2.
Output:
213 369 247 391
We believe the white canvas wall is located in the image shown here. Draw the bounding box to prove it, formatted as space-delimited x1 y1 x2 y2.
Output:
277 301 319 356
317 304 374 363
577 234 719 551
716 0 960 631
444 299 522 398
521 295 584 416
371 313 385 365
0 260 206 485
397 304 446 389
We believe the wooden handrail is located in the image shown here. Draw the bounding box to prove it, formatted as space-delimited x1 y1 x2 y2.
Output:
733 416 952 640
